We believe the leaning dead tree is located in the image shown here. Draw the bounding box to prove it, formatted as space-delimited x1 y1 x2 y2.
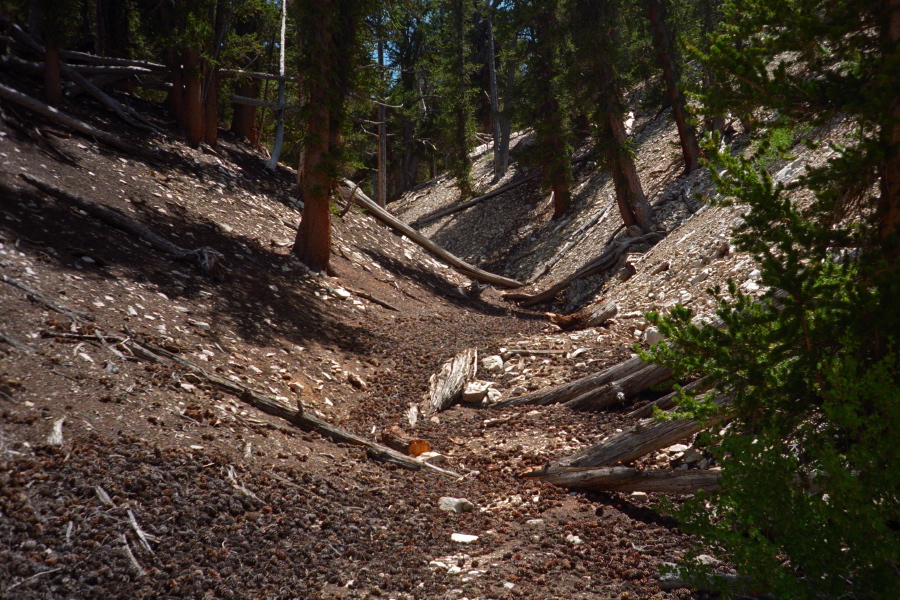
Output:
504 231 663 306
339 181 524 288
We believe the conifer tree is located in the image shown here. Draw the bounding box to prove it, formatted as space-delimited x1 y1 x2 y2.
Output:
645 0 900 597
292 0 369 273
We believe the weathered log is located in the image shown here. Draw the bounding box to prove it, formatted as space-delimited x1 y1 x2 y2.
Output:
21 174 224 277
220 68 299 83
339 181 524 288
60 65 162 133
421 348 477 416
1 273 94 324
626 378 709 419
533 465 722 493
553 394 730 468
125 335 458 476
379 426 431 456
658 564 775 599
505 231 663 306
0 82 162 163
548 300 618 330
563 362 672 411
0 331 35 354
412 172 540 225
493 354 649 408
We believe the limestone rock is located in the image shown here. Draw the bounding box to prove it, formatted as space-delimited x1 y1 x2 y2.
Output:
481 355 504 373
438 497 475 514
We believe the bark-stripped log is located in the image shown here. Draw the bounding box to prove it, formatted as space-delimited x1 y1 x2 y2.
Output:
379 426 431 456
339 181 524 288
493 354 650 408
626 378 709 419
533 466 721 493
553 394 730 468
420 348 477 416
0 83 161 163
563 363 672 411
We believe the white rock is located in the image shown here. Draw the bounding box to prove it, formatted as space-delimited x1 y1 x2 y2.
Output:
643 327 666 346
697 554 721 566
683 448 703 464
630 491 649 503
664 444 690 454
439 497 475 514
565 534 583 545
741 280 760 293
180 383 197 393
332 287 352 300
690 269 711 285
485 388 503 404
481 355 504 373
288 381 305 394
525 519 546 527
451 533 479 544
679 291 693 304
523 410 542 421
417 451 447 464
462 381 492 404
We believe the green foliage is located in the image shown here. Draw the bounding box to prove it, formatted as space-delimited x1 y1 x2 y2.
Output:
643 0 900 596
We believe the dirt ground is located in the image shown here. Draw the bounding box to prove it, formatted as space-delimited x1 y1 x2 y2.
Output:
0 69 740 600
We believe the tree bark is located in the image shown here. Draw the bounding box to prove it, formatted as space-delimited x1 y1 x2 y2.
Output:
879 0 900 253
203 67 219 147
555 394 730 468
182 49 204 147
339 182 524 287
534 466 722 494
421 348 477 416
230 79 260 144
563 362 672 411
646 0 700 174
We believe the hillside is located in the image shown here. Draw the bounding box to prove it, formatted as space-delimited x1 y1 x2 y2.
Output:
0 67 811 599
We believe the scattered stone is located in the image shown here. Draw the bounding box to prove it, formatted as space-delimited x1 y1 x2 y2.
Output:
525 519 546 527
450 533 478 544
565 534 583 545
439 497 475 514
179 383 197 394
523 410 542 421
481 355 504 373
332 287 352 300
288 381 305 394
664 444 689 454
462 380 492 404
643 327 665 346
697 554 721 566
679 291 693 304
682 447 703 464
630 491 649 503
417 451 447 464
690 269 710 285
347 372 367 390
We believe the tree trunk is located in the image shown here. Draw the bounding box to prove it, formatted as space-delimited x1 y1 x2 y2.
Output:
486 17 502 181
555 394 730 468
182 49 204 147
230 79 260 144
879 0 900 251
496 65 514 177
266 0 288 169
607 112 655 231
534 466 722 494
377 20 387 208
203 67 219 147
44 36 62 107
646 0 700 174
293 94 333 272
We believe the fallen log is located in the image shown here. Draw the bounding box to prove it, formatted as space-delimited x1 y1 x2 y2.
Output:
552 394 730 468
563 362 672 411
505 231 663 306
60 65 162 133
125 334 459 476
1 273 94 324
547 300 617 330
626 378 710 419
412 172 540 225
532 465 722 494
493 354 649 408
0 82 162 163
379 426 431 456
421 348 477 416
339 181 524 288
0 331 35 354
21 174 224 277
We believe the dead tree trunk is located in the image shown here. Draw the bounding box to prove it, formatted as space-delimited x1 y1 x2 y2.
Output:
563 363 672 411
554 394 730 468
379 426 431 456
534 466 722 493
420 348 477 416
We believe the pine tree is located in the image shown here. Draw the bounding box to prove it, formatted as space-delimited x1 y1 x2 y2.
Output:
645 0 900 597
292 0 369 273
